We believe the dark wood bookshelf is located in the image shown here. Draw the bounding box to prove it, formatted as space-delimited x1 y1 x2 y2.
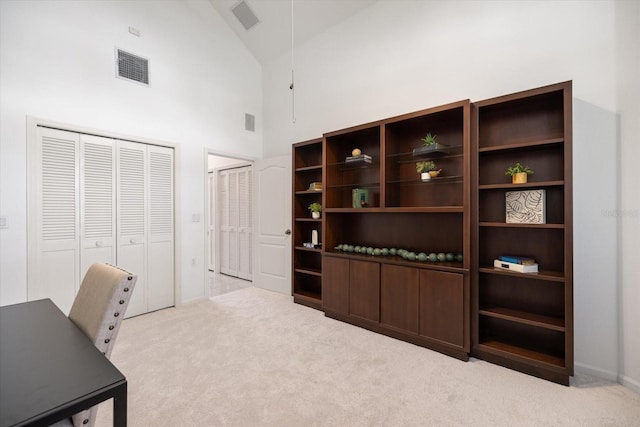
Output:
471 81 573 385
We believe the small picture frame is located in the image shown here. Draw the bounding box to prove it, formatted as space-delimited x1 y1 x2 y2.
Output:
506 189 546 224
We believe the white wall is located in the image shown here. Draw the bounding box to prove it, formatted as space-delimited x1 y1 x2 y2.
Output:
262 0 639 390
0 0 262 305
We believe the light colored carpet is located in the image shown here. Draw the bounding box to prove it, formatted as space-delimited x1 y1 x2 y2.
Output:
96 287 640 426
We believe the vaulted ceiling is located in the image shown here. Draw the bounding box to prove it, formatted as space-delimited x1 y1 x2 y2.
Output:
208 0 377 64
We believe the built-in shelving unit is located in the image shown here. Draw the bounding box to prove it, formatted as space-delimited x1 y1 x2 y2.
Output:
321 100 471 360
471 81 573 385
292 138 323 310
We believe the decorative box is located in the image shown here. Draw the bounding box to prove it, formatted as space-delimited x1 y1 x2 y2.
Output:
505 189 546 224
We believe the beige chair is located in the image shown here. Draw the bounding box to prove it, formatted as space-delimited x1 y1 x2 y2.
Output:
52 263 137 427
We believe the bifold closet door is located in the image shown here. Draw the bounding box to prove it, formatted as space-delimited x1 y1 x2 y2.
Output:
218 166 252 280
29 128 81 314
117 141 174 317
80 134 116 275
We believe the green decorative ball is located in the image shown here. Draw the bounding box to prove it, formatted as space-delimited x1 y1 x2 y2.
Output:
366 247 374 255
446 253 454 261
336 244 343 251
354 246 361 253
346 245 354 252
407 252 417 261
381 248 389 256
428 253 437 262
456 253 463 262
360 246 368 254
437 252 446 262
389 248 397 256
373 248 381 256
418 252 428 262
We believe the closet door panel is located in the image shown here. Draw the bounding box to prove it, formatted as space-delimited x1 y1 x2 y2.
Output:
147 145 174 311
117 141 147 318
80 134 116 276
30 127 80 314
237 167 252 280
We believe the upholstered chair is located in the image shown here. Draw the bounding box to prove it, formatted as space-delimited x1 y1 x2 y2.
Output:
53 263 137 427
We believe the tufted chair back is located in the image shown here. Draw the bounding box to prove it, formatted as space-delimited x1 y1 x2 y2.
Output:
67 263 137 427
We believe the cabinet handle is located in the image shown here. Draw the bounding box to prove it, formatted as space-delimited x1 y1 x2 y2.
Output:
95 241 103 247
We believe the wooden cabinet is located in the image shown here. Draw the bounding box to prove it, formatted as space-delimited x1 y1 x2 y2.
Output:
419 269 464 347
381 264 419 334
349 260 380 322
292 138 323 309
472 81 573 385
322 256 349 315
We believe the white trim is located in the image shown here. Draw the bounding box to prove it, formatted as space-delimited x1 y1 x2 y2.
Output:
26 116 180 309
575 361 618 382
618 374 640 394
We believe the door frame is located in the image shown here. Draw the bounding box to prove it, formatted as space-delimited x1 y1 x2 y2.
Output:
26 116 181 307
204 151 255 295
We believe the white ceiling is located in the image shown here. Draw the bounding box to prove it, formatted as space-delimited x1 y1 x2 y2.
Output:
208 0 377 64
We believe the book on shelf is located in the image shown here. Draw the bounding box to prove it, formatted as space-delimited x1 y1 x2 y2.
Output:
494 259 539 273
303 242 321 249
308 182 323 191
352 188 369 208
346 154 372 163
498 255 536 265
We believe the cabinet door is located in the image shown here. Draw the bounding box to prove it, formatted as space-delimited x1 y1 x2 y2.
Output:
381 264 419 334
349 259 380 322
322 256 349 314
420 270 464 347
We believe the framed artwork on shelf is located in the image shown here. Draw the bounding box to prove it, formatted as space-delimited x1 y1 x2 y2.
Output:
505 189 546 224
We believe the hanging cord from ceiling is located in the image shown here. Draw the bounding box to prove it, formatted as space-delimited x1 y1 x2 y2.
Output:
290 0 296 123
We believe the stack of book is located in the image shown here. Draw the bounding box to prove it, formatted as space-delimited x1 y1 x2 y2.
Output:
494 255 538 273
346 154 372 164
308 182 322 191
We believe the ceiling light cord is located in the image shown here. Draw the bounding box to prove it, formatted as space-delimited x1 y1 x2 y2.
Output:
290 0 296 124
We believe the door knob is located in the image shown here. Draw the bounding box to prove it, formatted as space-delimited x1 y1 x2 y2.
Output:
284 229 291 235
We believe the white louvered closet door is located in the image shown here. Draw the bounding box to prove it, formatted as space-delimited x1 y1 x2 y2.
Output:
117 140 148 318
29 127 80 314
147 145 174 312
237 167 253 280
80 135 116 276
218 166 252 279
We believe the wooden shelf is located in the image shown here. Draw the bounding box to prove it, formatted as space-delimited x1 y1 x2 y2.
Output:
294 267 322 277
479 136 564 153
295 217 322 223
479 307 565 332
294 246 321 253
326 206 464 214
479 267 565 282
479 222 564 229
295 189 323 195
387 175 463 185
477 340 565 368
295 164 322 172
478 180 564 190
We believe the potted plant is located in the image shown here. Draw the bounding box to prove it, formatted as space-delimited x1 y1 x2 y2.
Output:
412 132 449 156
420 132 438 146
308 202 322 219
505 162 534 184
416 160 441 181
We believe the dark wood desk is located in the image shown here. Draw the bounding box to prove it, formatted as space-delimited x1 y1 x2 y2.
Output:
0 299 127 427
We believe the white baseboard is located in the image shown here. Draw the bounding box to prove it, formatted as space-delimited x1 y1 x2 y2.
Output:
575 362 618 382
575 362 640 394
618 374 640 394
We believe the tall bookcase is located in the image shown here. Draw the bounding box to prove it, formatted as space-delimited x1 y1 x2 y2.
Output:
321 100 471 360
471 81 573 385
292 138 324 310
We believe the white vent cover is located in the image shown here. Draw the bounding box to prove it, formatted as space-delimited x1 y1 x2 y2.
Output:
116 48 149 85
245 113 255 132
232 0 260 31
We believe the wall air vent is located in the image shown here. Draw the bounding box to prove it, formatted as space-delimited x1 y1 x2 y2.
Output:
116 48 149 85
231 0 260 31
245 113 256 132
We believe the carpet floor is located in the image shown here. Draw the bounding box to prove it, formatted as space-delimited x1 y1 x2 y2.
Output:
96 287 640 426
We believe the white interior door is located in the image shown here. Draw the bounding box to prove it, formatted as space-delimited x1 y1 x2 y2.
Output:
253 156 291 294
208 172 215 271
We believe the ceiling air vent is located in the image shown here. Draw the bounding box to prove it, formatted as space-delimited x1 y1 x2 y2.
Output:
231 0 260 31
116 48 149 85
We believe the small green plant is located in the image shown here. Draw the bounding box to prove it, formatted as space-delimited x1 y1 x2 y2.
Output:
505 162 534 176
308 202 322 213
416 160 437 173
420 133 438 146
